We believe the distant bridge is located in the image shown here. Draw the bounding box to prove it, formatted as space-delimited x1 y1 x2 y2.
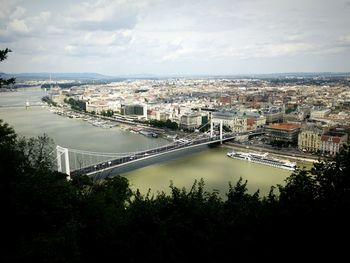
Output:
0 101 45 108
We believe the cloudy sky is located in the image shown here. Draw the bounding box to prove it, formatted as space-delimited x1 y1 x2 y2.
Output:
1 0 350 75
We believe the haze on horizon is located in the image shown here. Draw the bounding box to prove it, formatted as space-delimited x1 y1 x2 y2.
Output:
0 0 350 76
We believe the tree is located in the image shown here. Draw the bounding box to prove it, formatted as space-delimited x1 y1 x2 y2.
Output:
311 144 350 208
65 97 86 111
101 109 113 117
278 169 317 212
223 125 232 132
42 95 57 106
0 48 16 89
0 120 81 262
148 119 178 130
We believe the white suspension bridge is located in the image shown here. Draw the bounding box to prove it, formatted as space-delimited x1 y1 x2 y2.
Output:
55 120 263 180
0 100 45 109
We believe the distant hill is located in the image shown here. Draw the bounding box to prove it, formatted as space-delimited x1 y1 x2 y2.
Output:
0 72 163 81
1 72 116 81
247 72 350 79
182 72 350 79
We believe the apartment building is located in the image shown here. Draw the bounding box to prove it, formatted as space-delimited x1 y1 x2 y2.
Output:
320 133 348 156
265 123 301 145
298 126 324 153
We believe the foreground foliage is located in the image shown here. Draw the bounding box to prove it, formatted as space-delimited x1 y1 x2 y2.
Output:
0 49 16 89
1 120 349 262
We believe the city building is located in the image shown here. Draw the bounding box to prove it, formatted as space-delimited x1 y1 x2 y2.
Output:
320 132 348 156
121 104 147 119
212 110 265 133
49 86 66 103
147 109 160 120
244 111 266 129
298 125 325 153
310 108 331 120
85 100 108 113
180 113 202 131
262 106 284 124
211 111 248 133
265 123 301 145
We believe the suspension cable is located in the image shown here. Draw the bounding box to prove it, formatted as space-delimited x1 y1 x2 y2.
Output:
63 121 216 166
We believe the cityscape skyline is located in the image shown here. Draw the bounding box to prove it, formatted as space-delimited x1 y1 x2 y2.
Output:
1 0 350 75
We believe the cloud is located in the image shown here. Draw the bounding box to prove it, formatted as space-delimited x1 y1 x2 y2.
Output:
0 0 22 20
10 6 26 19
83 31 132 46
0 9 54 41
1 0 350 74
258 43 315 57
285 34 305 42
70 15 137 31
8 19 30 34
62 30 132 58
64 0 141 31
0 17 31 43
338 33 350 45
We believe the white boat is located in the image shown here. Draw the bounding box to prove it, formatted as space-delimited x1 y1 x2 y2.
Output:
227 150 296 171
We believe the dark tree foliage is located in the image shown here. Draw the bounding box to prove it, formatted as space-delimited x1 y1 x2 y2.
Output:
2 119 349 262
41 83 89 90
147 119 178 130
0 48 16 89
100 109 113 117
222 125 232 132
0 48 11 61
41 95 57 106
64 98 86 111
285 107 297 114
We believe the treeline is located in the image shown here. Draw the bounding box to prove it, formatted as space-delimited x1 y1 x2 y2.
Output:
1 120 349 262
41 83 88 90
100 109 113 117
64 98 86 111
41 95 57 106
147 119 178 130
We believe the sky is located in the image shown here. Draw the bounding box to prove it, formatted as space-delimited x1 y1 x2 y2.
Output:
0 0 350 75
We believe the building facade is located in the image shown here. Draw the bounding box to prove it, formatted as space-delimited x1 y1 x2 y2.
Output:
180 113 202 130
262 106 284 124
265 123 301 145
320 133 348 156
211 111 248 133
298 126 324 153
310 109 331 120
121 104 147 119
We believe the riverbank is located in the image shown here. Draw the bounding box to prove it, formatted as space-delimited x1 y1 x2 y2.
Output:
46 104 180 141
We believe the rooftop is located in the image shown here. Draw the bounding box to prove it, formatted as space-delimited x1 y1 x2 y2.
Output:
212 110 261 118
266 123 301 130
321 135 342 143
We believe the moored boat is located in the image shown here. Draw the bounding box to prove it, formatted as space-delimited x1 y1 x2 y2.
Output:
227 150 296 171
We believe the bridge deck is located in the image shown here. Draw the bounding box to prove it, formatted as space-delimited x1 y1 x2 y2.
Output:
71 135 236 177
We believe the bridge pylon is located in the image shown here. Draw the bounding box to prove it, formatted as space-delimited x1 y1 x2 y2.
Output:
209 119 223 144
56 145 71 179
220 120 223 144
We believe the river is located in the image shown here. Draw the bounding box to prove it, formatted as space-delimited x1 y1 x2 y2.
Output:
0 88 291 198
